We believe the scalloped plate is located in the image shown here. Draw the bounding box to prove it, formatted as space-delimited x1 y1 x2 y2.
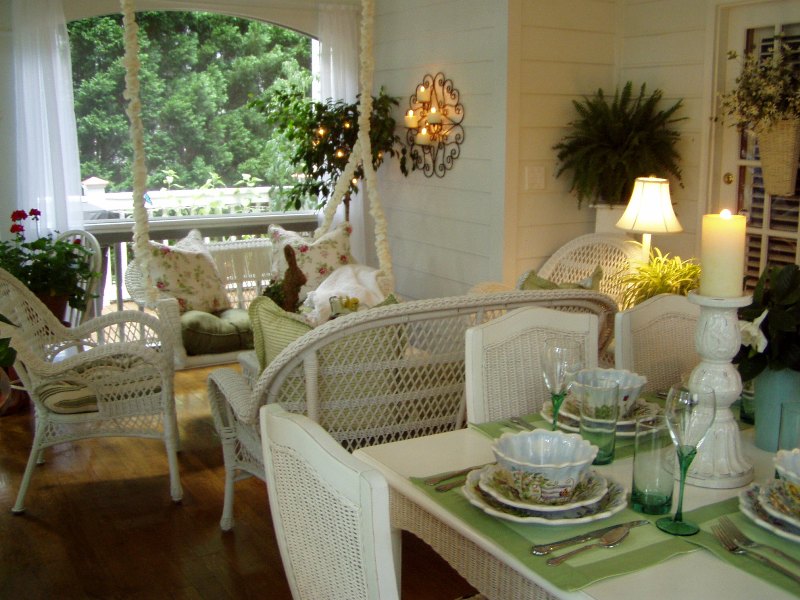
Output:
477 464 608 512
758 479 800 530
540 397 661 438
739 483 800 544
462 468 626 525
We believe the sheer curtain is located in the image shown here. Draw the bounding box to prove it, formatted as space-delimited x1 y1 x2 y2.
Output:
316 4 368 261
12 0 82 234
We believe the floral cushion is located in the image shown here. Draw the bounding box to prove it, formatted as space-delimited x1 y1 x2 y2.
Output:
269 222 354 301
146 230 230 313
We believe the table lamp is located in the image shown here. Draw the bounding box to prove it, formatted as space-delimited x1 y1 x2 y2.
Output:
615 176 683 261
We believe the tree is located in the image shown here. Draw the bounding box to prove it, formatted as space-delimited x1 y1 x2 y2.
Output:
68 11 311 192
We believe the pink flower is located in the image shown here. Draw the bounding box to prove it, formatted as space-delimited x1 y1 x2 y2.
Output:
318 266 329 276
156 281 166 290
339 254 349 264
299 244 309 253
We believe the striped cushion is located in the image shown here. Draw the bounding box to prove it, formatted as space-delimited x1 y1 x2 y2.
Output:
37 380 98 414
249 296 313 372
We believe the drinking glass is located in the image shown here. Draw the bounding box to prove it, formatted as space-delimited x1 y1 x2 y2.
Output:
779 401 800 450
631 415 674 515
541 338 583 431
577 380 619 465
656 384 716 536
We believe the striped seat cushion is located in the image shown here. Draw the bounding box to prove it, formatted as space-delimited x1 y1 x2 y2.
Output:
37 380 98 414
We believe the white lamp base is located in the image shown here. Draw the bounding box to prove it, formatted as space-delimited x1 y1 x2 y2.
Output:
685 292 754 489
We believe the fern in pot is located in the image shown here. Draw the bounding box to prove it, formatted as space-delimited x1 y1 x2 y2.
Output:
554 82 685 207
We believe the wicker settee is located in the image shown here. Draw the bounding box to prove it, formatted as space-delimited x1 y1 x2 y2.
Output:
206 288 618 530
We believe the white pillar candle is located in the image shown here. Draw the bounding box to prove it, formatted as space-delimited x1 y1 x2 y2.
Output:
700 210 746 298
417 85 431 103
427 106 442 124
414 127 431 146
403 110 419 128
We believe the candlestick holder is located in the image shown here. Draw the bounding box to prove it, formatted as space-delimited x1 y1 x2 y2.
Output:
684 291 754 488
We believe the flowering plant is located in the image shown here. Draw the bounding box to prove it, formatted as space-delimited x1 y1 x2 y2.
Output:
718 39 800 130
0 209 97 311
734 264 800 382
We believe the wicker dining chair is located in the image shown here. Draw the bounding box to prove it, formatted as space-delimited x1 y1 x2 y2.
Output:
261 403 399 600
465 306 599 423
55 229 103 326
0 267 182 514
614 293 700 393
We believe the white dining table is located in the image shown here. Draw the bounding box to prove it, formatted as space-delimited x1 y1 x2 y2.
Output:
354 427 798 600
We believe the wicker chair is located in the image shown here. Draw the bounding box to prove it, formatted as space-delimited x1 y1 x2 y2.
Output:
465 306 599 424
55 229 103 326
261 403 399 600
614 293 700 393
207 289 617 530
536 233 641 309
0 267 182 514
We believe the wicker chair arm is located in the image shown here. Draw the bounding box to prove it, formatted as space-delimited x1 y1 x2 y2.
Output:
208 367 256 425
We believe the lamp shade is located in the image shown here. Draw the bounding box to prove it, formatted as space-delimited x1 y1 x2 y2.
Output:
615 176 683 234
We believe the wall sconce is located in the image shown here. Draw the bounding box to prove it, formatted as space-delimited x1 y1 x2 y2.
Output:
404 72 464 178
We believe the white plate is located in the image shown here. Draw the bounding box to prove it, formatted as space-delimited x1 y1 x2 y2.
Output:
540 397 661 438
739 483 800 544
477 465 608 513
462 469 627 525
758 479 800 530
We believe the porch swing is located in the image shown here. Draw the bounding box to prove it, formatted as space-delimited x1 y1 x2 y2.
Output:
121 0 395 370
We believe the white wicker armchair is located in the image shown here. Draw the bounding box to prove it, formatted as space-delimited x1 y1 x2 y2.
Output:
0 267 182 514
207 289 617 530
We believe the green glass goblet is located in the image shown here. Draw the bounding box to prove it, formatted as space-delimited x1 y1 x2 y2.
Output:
541 338 583 431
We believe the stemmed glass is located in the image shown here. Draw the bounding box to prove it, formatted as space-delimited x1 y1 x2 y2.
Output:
541 338 583 431
656 384 716 536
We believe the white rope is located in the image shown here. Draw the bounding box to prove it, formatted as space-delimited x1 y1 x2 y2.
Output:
120 0 154 302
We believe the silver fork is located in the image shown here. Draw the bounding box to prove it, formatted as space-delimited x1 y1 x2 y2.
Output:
718 515 800 569
711 523 800 585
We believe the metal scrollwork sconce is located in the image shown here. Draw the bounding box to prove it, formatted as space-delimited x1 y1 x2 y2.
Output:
404 72 464 178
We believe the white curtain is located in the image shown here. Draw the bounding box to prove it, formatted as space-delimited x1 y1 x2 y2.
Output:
316 4 367 261
12 0 82 235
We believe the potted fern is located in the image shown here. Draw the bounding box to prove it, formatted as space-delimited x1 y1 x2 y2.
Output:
553 82 685 209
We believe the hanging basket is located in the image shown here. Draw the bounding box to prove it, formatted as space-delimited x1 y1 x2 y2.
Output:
755 118 800 197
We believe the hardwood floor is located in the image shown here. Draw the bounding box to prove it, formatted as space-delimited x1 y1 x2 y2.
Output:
0 366 477 599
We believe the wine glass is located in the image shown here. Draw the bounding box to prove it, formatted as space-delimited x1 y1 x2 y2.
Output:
656 384 716 536
541 338 583 431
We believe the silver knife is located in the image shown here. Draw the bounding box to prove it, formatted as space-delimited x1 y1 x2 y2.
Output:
531 520 650 555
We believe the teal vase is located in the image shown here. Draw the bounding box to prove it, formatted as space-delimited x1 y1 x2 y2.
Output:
753 368 800 452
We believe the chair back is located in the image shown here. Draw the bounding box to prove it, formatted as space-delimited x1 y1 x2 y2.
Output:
260 404 399 600
465 306 599 423
55 229 103 326
615 293 700 393
537 233 640 308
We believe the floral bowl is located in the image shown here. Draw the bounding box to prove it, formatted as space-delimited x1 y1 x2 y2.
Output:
775 448 800 490
491 429 597 502
571 368 647 418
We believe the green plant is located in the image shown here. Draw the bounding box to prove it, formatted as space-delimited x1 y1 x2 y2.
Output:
734 264 800 382
620 248 701 309
719 39 800 130
553 82 685 207
251 85 408 211
0 209 97 311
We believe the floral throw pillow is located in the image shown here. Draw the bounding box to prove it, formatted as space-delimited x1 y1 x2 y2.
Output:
269 222 354 301
146 229 230 313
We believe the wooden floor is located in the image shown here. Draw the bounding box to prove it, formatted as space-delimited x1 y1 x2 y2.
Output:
0 366 477 599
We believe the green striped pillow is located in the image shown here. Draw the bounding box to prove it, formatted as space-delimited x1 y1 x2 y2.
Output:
37 380 98 414
249 296 313 372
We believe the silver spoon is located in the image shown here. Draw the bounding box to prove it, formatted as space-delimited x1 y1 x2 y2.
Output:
546 524 631 566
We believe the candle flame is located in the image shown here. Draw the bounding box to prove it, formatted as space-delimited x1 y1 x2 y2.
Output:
431 106 437 114
720 209 732 219
407 110 414 117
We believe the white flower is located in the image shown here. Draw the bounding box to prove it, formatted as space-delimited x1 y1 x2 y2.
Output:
740 309 769 353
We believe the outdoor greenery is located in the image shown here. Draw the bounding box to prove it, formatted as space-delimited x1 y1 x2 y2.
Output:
553 82 685 207
68 12 310 192
251 86 408 211
620 248 701 309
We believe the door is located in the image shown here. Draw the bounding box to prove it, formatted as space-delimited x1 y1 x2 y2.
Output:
714 1 800 288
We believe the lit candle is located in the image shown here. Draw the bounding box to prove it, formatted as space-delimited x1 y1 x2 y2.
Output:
427 106 442 124
700 209 746 298
404 110 419 128
417 85 431 103
414 127 431 146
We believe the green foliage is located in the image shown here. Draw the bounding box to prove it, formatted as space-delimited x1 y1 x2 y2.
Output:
0 314 16 369
251 86 408 211
68 12 311 191
553 82 685 207
734 264 800 381
0 210 97 311
620 248 701 309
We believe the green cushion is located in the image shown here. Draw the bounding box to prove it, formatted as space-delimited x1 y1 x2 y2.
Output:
38 380 98 414
181 308 254 356
249 297 313 372
519 265 603 291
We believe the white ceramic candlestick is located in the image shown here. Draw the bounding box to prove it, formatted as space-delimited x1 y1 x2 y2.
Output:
685 291 754 488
